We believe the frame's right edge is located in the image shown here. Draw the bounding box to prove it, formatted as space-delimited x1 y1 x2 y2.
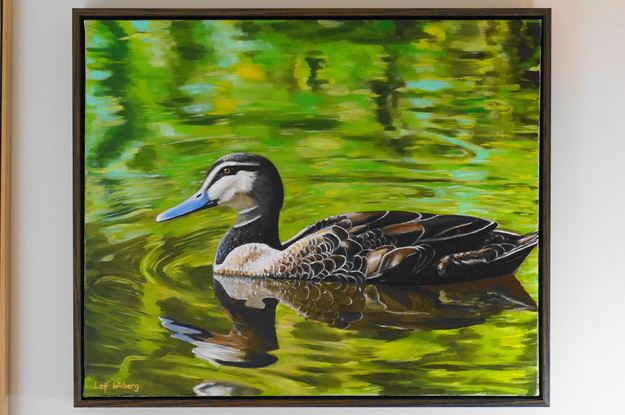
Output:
0 1 10 414
538 7 552 408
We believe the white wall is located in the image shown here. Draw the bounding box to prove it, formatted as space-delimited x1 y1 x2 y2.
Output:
10 0 625 413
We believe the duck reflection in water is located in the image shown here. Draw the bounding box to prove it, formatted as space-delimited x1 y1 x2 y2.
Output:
160 273 536 369
160 279 279 369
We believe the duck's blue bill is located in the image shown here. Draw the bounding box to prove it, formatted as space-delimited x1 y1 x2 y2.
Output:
156 190 218 222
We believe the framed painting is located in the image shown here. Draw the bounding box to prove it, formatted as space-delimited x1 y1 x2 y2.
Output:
74 8 550 407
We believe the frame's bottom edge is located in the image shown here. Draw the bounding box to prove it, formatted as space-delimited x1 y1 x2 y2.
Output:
74 395 550 408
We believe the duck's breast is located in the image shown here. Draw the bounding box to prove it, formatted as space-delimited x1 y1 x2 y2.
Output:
213 243 282 277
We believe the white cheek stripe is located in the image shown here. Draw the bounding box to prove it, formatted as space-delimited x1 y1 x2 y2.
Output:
200 161 261 191
238 205 258 214
233 214 262 228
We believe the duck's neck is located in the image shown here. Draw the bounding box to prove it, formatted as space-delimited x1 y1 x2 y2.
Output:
215 208 281 265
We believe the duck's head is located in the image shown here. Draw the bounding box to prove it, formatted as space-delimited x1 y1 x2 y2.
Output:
156 153 284 223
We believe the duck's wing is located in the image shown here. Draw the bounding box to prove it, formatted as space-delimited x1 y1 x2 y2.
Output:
344 211 500 283
278 211 499 284
283 211 496 250
281 214 355 249
343 211 496 248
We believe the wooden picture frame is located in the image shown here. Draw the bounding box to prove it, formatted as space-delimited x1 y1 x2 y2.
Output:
74 8 550 407
0 1 10 414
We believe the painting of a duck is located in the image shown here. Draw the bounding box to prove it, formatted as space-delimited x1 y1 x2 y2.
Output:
157 153 538 285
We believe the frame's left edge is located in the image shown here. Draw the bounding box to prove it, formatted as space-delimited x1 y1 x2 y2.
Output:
0 0 10 414
72 8 87 407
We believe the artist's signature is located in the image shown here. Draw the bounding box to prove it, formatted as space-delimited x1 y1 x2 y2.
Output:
93 379 141 393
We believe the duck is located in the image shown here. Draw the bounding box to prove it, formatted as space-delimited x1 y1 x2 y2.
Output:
156 153 538 285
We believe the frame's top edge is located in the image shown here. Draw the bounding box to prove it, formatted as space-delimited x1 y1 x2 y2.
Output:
72 8 552 19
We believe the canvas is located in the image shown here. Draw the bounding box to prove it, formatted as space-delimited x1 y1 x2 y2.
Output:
74 9 550 407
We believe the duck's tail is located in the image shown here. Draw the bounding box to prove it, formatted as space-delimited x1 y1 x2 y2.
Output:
497 230 539 270
437 230 539 281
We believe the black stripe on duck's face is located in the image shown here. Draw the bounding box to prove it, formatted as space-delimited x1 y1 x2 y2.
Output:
202 160 262 191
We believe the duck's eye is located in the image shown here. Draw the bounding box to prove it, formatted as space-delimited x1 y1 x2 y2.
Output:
223 167 232 175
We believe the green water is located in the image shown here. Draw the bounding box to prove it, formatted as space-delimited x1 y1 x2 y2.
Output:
82 18 542 398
